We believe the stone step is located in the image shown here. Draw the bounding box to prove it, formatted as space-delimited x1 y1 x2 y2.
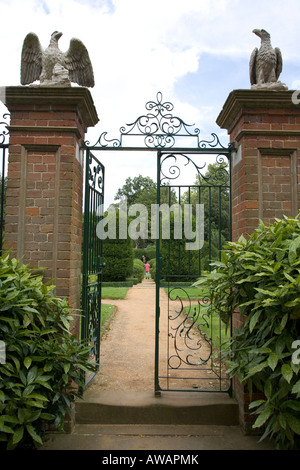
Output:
75 391 239 426
42 424 275 451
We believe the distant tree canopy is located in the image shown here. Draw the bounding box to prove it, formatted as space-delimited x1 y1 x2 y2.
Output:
182 161 231 246
114 174 177 209
114 175 156 208
162 161 230 278
114 175 178 248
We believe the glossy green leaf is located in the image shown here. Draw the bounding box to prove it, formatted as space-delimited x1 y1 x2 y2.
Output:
12 426 24 445
286 414 300 435
24 357 32 369
249 310 261 333
292 380 300 394
267 353 279 371
282 364 293 383
26 425 43 445
253 407 272 429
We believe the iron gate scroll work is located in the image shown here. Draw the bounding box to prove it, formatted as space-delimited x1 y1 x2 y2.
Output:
156 148 232 394
81 151 105 384
83 92 233 393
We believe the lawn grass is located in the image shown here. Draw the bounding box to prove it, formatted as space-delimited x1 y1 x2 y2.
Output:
101 287 129 299
197 305 229 347
164 283 229 348
165 286 210 300
184 303 229 349
101 304 116 325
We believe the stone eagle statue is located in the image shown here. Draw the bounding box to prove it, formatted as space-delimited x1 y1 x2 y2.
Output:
21 31 94 88
249 29 287 90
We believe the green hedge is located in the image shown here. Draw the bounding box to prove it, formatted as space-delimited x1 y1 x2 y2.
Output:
102 210 133 282
133 245 156 262
102 281 134 287
132 259 145 283
149 258 156 280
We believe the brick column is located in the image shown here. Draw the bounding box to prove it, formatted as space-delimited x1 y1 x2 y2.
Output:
217 89 300 433
217 89 300 241
4 86 98 334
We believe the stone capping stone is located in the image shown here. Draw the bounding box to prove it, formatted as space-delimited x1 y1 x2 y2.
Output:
216 89 298 132
4 85 99 130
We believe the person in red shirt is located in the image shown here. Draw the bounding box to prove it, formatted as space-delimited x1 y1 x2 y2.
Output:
144 262 150 278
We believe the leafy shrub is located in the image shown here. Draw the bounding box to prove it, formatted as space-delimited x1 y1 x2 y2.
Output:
132 259 145 283
144 245 156 261
196 217 300 449
0 254 96 449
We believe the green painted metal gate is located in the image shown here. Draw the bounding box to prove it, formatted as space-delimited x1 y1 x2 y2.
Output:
81 150 105 384
82 92 233 392
154 147 232 394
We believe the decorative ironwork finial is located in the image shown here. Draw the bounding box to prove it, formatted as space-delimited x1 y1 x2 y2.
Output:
86 91 230 151
87 92 201 149
118 91 200 148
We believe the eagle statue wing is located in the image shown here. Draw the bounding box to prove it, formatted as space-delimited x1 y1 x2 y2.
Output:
21 32 43 85
275 47 283 80
249 47 258 85
64 38 94 88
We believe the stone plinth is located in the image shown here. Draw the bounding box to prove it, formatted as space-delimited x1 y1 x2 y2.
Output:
4 86 98 332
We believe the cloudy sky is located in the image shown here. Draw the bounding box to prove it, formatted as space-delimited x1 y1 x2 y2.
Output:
1 0 300 207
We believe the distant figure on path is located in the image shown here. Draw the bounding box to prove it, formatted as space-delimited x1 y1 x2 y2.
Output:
144 262 150 278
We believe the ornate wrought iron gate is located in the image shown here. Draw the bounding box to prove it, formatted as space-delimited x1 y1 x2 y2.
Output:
81 150 105 384
82 92 233 392
155 147 232 394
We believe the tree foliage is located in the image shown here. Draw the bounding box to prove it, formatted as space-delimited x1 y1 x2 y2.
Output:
182 162 230 244
114 175 157 207
114 175 177 248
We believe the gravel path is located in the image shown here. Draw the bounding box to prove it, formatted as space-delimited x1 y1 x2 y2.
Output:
87 279 228 393
88 279 158 392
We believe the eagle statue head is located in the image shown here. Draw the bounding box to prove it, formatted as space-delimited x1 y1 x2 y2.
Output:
252 29 271 41
51 31 63 41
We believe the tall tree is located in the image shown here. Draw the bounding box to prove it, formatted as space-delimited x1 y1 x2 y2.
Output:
182 161 230 246
114 175 156 207
114 175 177 248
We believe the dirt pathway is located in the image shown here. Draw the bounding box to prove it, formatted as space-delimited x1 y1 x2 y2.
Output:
87 278 228 393
88 279 157 392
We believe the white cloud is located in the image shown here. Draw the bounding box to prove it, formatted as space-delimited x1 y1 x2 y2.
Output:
1 0 300 207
